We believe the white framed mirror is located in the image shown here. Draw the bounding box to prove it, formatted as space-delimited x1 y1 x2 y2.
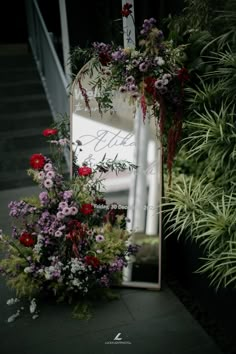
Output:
70 63 162 289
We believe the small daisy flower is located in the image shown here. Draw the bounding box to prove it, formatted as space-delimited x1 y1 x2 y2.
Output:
46 170 55 179
155 79 164 89
95 234 105 242
126 75 135 83
44 163 53 171
139 62 149 72
119 86 127 93
56 211 64 220
70 206 78 215
44 179 53 189
38 171 45 180
62 207 71 216
59 201 68 209
55 230 63 237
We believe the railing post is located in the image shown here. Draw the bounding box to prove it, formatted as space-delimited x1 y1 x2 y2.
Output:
58 0 71 83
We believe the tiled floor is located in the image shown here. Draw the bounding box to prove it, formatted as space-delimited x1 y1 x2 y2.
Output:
0 187 223 354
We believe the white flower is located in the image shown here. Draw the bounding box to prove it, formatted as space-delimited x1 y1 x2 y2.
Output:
95 234 105 242
55 230 63 237
70 206 78 215
6 298 19 305
24 267 33 273
46 170 55 179
38 171 45 180
62 207 71 216
29 298 37 314
58 201 68 209
44 178 54 189
56 211 64 220
32 314 39 320
155 56 165 66
7 310 20 323
58 138 68 146
44 163 53 171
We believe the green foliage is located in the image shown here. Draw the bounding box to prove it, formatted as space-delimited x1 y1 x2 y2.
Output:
164 0 236 289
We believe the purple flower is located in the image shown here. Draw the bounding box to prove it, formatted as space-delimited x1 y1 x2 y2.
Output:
39 191 49 206
111 49 126 61
59 201 68 210
140 18 157 36
63 190 73 200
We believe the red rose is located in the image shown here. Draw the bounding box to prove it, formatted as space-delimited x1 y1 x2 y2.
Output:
84 255 100 268
43 128 58 137
177 68 190 82
30 153 46 170
80 203 94 215
78 166 92 176
19 232 35 247
121 2 132 17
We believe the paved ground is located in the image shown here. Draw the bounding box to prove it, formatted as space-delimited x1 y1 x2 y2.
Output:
0 186 223 354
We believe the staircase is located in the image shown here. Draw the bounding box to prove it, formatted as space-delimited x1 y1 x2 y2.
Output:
0 44 54 190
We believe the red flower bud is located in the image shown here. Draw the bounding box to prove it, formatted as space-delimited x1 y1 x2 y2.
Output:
43 128 58 137
78 166 92 176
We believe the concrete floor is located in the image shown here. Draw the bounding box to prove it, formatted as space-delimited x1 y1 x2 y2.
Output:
0 186 223 354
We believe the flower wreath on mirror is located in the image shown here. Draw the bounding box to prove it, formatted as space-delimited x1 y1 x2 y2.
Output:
70 2 190 185
0 121 139 322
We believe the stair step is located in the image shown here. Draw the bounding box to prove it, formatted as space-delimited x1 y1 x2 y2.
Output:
0 134 50 153
0 81 45 97
0 68 40 82
0 126 50 138
0 55 35 69
0 93 46 103
0 111 53 132
0 95 50 114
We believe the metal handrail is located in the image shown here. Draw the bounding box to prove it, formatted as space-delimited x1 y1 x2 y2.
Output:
25 0 70 165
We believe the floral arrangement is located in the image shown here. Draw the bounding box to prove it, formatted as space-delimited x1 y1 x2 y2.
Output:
0 126 138 321
72 3 189 183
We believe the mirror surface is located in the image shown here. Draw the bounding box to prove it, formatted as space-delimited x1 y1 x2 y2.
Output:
70 64 162 289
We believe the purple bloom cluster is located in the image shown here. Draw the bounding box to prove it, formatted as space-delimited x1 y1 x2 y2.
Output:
8 201 36 218
92 42 112 55
140 18 157 36
111 48 127 62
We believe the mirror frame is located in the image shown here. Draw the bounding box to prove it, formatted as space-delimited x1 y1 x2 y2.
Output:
69 65 162 290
